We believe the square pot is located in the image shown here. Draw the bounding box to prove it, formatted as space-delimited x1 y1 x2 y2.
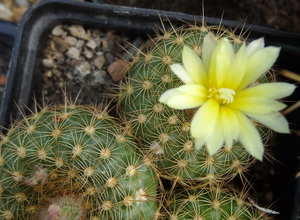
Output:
1 0 300 219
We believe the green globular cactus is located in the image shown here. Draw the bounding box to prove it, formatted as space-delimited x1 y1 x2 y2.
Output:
163 184 273 220
0 104 158 220
118 25 272 185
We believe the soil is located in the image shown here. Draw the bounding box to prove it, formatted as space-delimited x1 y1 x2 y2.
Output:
41 24 141 105
106 0 300 34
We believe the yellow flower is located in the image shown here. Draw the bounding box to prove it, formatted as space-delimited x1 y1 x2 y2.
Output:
159 33 296 161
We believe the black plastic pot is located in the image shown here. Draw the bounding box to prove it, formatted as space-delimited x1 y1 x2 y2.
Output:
0 20 17 104
1 0 300 219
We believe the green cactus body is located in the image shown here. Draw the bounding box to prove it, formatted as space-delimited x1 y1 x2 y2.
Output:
0 105 158 220
164 185 273 220
118 25 270 185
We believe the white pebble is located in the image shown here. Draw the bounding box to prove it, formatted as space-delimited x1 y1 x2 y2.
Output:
76 40 85 49
91 70 107 85
68 25 87 40
0 4 13 20
76 61 91 76
42 58 54 68
96 51 104 56
65 36 77 46
86 40 97 49
66 47 80 60
52 26 64 36
83 49 93 59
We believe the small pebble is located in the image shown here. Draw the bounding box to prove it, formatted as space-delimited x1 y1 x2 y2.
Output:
66 47 80 60
54 37 69 53
42 58 54 68
0 3 13 20
86 40 97 50
45 70 53 77
107 59 129 82
66 72 73 80
100 38 113 52
53 69 62 77
94 56 106 70
65 36 77 46
76 40 85 49
83 49 93 59
96 51 104 56
52 26 64 36
76 61 91 76
53 52 65 64
91 70 107 85
68 25 87 40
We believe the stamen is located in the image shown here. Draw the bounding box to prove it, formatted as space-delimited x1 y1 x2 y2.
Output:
207 87 235 104
218 88 235 103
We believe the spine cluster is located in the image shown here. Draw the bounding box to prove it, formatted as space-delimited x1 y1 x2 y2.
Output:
0 105 158 219
0 22 277 219
118 24 275 219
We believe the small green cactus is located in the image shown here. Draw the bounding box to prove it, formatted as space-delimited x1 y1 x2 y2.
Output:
0 104 158 219
163 184 273 220
118 25 271 185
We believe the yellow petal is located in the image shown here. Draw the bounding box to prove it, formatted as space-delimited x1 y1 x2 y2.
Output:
235 83 296 100
246 37 264 57
176 84 207 97
246 111 290 133
182 46 208 86
167 95 205 109
226 43 247 90
220 106 240 148
191 99 219 139
206 114 224 155
227 97 287 114
237 46 280 91
195 137 206 151
202 33 217 72
159 86 206 109
209 38 234 88
159 89 182 104
235 110 264 161
170 63 195 84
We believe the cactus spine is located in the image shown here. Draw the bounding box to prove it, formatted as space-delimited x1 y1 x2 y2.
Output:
163 184 273 220
118 25 272 185
0 104 158 219
0 17 281 220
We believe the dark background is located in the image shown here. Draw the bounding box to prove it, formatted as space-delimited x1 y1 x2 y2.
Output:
102 0 300 33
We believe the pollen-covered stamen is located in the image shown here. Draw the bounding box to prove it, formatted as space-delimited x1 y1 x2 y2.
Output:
207 88 235 104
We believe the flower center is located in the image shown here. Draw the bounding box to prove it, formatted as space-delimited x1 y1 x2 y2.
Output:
207 88 235 104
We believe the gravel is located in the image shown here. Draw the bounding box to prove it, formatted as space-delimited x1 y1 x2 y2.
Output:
42 24 144 105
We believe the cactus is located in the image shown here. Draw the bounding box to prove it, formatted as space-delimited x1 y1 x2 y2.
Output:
162 183 273 220
0 104 158 219
0 18 288 220
118 25 272 185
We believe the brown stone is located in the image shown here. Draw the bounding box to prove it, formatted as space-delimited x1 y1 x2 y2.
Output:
107 59 129 82
94 56 106 70
12 6 27 22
